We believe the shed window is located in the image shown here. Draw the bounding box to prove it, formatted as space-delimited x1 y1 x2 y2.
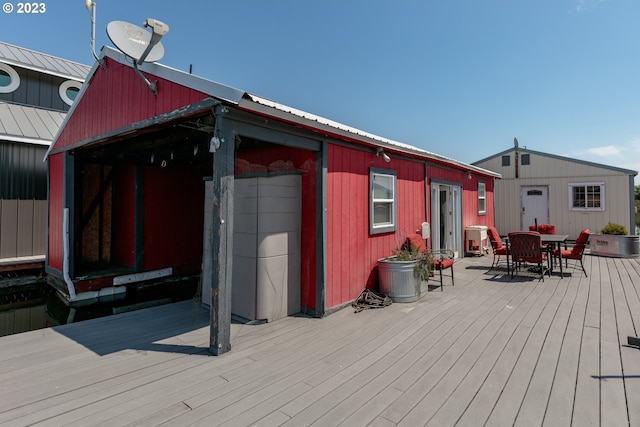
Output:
521 154 530 165
478 182 486 215
569 182 605 211
502 155 510 166
370 168 396 234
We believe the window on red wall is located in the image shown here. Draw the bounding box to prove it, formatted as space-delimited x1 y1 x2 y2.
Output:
370 167 397 234
478 181 486 215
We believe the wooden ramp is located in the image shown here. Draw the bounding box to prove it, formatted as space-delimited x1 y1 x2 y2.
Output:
0 254 639 426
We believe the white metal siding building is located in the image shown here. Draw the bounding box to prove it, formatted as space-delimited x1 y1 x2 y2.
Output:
473 147 637 240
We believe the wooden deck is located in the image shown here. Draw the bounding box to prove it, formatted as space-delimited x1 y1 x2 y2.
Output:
1 254 639 426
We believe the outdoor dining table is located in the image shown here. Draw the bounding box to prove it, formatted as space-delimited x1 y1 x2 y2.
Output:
540 234 570 277
503 233 570 278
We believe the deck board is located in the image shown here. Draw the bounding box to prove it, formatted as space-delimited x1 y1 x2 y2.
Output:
1 254 639 426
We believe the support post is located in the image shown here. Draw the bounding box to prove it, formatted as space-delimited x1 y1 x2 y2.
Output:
209 105 234 355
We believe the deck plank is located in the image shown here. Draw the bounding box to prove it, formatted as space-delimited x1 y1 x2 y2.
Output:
542 272 591 426
0 254 639 426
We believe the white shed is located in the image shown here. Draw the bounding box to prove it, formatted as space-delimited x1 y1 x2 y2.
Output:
473 146 637 240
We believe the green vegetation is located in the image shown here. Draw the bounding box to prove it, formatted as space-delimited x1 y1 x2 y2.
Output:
390 243 434 281
600 222 629 235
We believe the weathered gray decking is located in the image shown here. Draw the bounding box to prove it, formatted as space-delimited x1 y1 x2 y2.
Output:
1 254 639 426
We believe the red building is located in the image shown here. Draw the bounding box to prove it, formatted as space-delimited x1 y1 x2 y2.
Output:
46 46 499 349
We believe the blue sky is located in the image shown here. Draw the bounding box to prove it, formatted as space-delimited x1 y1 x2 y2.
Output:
2 0 639 183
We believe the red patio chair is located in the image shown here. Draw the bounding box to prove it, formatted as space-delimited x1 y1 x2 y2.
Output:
552 228 590 277
487 226 509 274
508 231 549 281
432 249 454 291
405 234 454 291
406 234 426 252
529 224 556 234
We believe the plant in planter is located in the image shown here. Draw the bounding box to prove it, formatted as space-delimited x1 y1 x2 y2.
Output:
600 222 628 235
591 222 639 258
378 236 434 302
390 244 434 281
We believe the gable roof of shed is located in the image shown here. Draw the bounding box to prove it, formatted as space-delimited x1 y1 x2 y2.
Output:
50 46 500 178
473 146 637 177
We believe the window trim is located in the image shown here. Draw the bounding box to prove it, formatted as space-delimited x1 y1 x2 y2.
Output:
477 181 487 215
0 62 20 93
369 168 397 235
59 80 83 106
568 182 605 211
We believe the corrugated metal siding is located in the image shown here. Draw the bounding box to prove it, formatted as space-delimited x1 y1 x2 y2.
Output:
0 141 47 199
0 69 77 112
51 58 210 152
326 144 427 309
0 42 90 80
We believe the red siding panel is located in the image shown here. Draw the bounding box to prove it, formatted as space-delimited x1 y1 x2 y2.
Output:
326 144 427 309
47 153 64 272
52 58 209 152
429 166 496 230
111 164 135 267
143 166 204 274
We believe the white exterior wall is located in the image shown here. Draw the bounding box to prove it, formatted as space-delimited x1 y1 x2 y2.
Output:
476 149 635 240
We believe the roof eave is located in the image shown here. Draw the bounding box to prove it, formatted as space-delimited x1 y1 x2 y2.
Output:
239 94 501 179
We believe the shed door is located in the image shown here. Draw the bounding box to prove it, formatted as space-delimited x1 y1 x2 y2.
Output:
521 186 549 229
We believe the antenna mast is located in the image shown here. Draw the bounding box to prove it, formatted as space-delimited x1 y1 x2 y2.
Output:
85 0 104 67
514 137 519 179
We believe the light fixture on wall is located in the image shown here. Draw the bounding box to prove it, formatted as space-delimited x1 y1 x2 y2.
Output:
467 171 472 180
210 136 222 153
376 147 391 163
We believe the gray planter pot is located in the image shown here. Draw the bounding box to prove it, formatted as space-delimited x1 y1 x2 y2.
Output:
378 257 422 303
590 234 640 258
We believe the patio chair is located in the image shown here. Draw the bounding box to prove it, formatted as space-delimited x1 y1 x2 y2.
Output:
529 224 556 252
487 226 509 274
508 231 549 281
529 224 556 234
552 228 590 277
432 249 454 290
405 234 454 291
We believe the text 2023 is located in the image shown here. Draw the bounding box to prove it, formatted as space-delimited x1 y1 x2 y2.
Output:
17 2 46 13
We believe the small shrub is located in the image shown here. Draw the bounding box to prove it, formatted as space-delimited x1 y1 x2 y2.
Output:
390 244 434 281
600 222 628 235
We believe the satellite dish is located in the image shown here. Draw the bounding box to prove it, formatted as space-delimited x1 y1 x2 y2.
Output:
514 137 519 149
107 20 165 63
106 18 169 94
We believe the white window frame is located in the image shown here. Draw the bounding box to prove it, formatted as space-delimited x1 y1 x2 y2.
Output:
0 63 20 93
568 182 605 211
369 168 397 234
59 80 83 106
478 181 486 215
